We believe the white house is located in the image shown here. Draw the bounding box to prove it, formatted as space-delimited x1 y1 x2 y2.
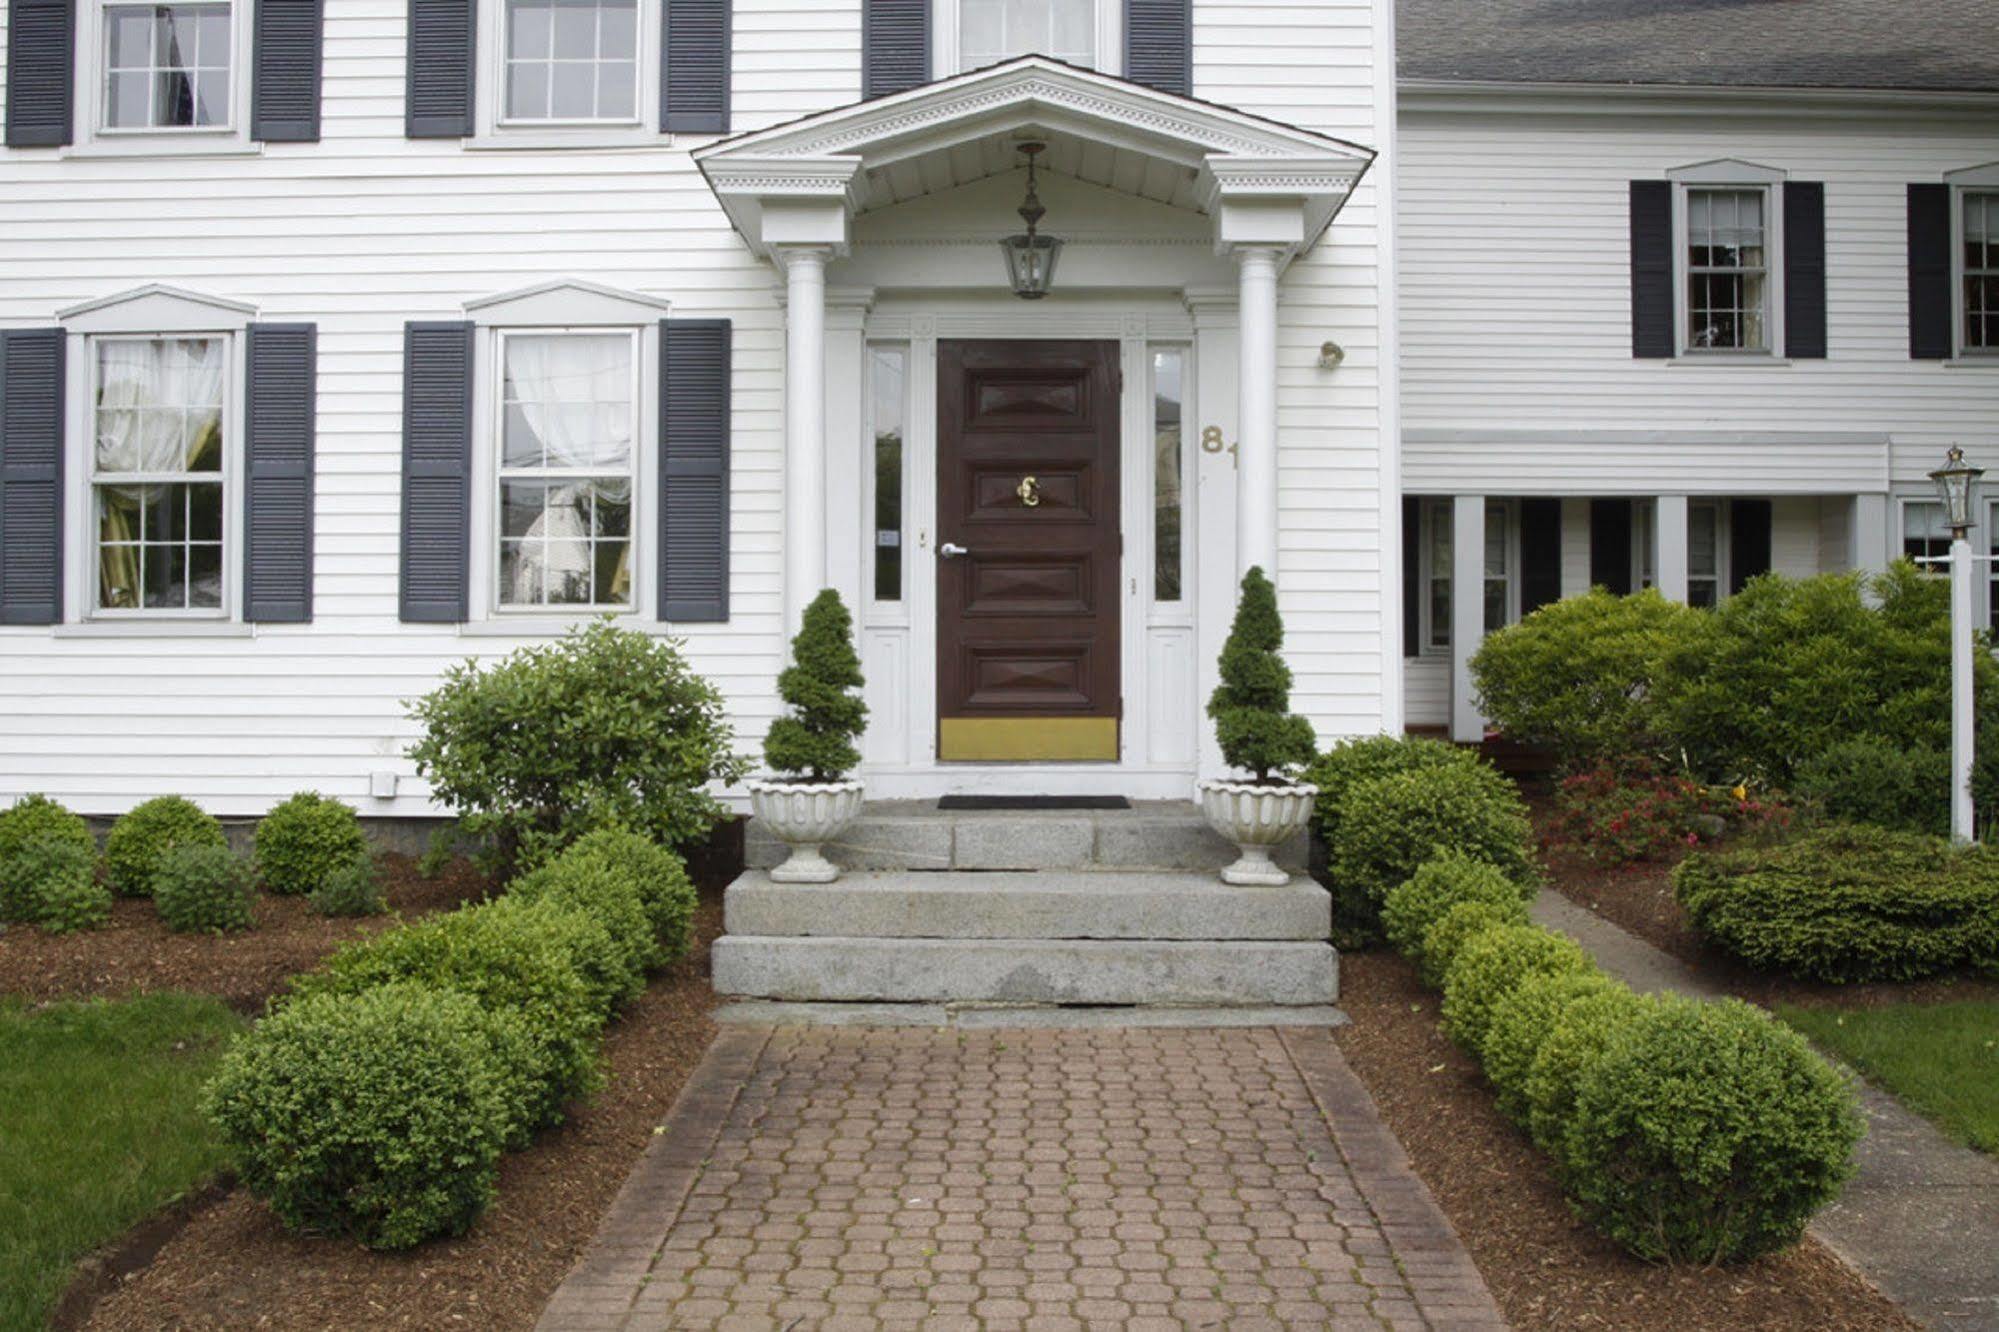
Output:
0 0 1992 817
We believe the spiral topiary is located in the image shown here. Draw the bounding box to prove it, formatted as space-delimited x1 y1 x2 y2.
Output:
763 589 868 782
1207 567 1316 783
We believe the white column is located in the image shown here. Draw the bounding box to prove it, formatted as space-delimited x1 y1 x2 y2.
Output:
1852 493 1890 578
780 245 830 635
1656 494 1690 602
1952 533 1976 843
1450 495 1487 744
1234 246 1281 581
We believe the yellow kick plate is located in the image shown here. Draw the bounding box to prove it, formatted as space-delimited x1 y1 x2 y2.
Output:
938 717 1119 762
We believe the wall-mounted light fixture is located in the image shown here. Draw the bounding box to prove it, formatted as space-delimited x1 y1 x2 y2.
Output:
1317 340 1346 370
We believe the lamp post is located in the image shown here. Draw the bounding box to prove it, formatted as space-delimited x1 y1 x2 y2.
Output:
1929 445 1984 844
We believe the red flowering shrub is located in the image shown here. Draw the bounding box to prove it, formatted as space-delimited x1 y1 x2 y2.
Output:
1546 760 1791 866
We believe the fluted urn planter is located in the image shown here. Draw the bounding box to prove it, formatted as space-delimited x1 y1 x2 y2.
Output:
747 778 866 883
1199 779 1318 886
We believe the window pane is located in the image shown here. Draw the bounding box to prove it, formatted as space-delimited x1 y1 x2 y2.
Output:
1484 578 1507 634
1428 578 1450 650
871 348 905 602
1152 348 1183 602
1904 500 1950 567
1686 187 1768 351
1483 503 1507 579
504 0 636 121
102 3 230 130
1968 193 1997 352
960 0 1092 68
1689 504 1719 578
549 64 596 119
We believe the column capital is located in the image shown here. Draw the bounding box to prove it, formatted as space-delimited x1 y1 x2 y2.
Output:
771 243 837 271
1225 242 1290 270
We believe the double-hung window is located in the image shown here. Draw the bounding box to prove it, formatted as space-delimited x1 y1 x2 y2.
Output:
1684 186 1772 353
1688 500 1725 607
939 0 1119 77
1964 189 1998 355
502 0 639 124
1419 499 1517 651
102 2 231 129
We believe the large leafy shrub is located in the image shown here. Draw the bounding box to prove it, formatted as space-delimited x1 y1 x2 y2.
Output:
0 793 95 866
1472 589 1705 761
1672 824 1999 982
763 589 867 781
407 621 747 870
1481 970 1623 1124
557 826 699 964
1380 852 1534 965
1559 996 1861 1264
105 796 226 897
255 792 368 896
1207 567 1315 782
204 984 515 1250
1440 923 1593 1055
153 844 256 934
3 839 110 933
1792 739 1951 838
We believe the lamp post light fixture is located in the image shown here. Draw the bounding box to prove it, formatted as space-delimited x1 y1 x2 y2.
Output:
999 141 1062 300
1929 445 1985 844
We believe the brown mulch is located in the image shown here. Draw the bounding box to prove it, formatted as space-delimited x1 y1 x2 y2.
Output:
0 855 493 1011
1332 949 1924 1331
79 895 726 1332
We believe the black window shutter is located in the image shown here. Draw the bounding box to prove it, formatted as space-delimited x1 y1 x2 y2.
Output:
5 0 75 148
1125 0 1190 96
399 322 473 622
1400 495 1420 658
0 329 66 625
1630 180 1674 359
406 0 475 137
1783 181 1826 359
1590 499 1632 594
862 0 928 98
252 0 323 141
243 324 316 623
662 0 729 133
1519 498 1562 615
1909 183 1954 360
1730 499 1772 594
660 318 730 622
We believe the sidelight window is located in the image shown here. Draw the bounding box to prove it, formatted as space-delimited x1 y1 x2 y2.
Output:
1152 348 1183 602
870 346 906 603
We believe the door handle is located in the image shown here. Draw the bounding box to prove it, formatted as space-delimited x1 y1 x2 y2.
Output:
939 542 969 559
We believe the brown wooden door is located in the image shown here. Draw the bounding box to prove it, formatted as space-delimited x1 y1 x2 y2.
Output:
936 339 1121 762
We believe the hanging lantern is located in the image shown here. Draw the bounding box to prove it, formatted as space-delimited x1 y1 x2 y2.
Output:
999 142 1062 300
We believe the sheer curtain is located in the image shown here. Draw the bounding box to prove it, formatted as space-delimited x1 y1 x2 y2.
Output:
95 338 226 609
502 334 633 606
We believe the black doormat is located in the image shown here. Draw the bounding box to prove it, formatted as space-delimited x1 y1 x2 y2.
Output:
936 795 1132 811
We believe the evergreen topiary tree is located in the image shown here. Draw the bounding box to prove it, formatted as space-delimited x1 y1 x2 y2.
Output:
1207 567 1316 783
763 589 868 782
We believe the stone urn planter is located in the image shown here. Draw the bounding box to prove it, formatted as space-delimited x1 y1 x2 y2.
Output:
1199 779 1318 886
748 778 866 883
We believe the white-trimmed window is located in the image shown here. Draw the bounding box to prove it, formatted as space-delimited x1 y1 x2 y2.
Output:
493 330 638 610
869 345 907 604
936 0 1119 77
1688 499 1726 607
1419 499 1518 652
502 0 639 124
1151 346 1184 603
80 0 252 143
1684 187 1772 352
1964 188 1998 355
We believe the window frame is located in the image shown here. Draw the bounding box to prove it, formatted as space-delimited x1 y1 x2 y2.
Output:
78 0 253 145
1955 184 1999 359
474 0 660 142
1417 498 1519 656
931 0 1122 80
1674 181 1784 358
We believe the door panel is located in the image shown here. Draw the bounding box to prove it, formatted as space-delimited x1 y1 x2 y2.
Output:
937 339 1121 763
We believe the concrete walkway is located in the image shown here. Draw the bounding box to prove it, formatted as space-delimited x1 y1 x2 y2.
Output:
538 1023 1504 1331
1533 890 1999 1332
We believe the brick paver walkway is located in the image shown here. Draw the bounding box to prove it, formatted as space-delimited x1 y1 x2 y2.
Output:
539 1024 1504 1331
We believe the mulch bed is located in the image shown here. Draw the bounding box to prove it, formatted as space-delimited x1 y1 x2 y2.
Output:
1332 948 1923 1331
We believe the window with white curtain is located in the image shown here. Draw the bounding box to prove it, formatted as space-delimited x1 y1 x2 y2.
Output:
503 0 639 122
101 1 233 130
91 336 229 613
496 331 637 609
959 0 1095 69
1685 187 1771 352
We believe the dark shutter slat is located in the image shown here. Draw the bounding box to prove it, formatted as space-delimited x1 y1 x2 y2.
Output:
400 322 473 622
1783 182 1827 359
252 0 323 141
662 0 729 132
0 329 65 625
659 318 730 623
1590 499 1632 595
1730 499 1772 594
406 0 475 137
1400 495 1420 658
243 324 316 623
1519 498 1562 615
1909 182 1954 360
6 0 75 147
1124 0 1190 96
1630 180 1674 359
862 0 927 98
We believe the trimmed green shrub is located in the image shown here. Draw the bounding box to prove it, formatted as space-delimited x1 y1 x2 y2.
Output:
4 838 110 933
1673 824 1999 982
310 855 387 918
1418 900 1522 990
508 853 652 1009
1793 739 1950 838
1559 996 1862 1264
1441 924 1593 1056
557 827 699 964
203 983 515 1250
1522 986 1652 1153
255 792 368 896
1303 734 1480 844
1207 567 1315 782
763 589 867 781
1471 588 1707 762
407 621 748 871
1381 852 1535 965
0 793 96 868
1328 763 1536 946
153 844 256 934
1481 970 1622 1124
105 796 227 898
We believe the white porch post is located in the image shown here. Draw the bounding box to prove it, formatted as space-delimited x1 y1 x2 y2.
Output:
1233 245 1282 580
1853 493 1890 578
779 245 831 634
1450 495 1487 744
1656 494 1690 602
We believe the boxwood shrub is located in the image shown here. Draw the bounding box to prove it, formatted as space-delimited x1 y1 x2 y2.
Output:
153 844 256 934
105 796 226 898
1304 734 1480 842
1672 824 1999 982
1381 852 1535 966
1418 900 1525 990
556 826 699 965
1480 970 1622 1125
0 793 96 867
256 792 369 896
4 839 111 934
507 853 653 1006
310 855 388 918
1440 924 1593 1056
204 983 516 1250
1521 985 1652 1155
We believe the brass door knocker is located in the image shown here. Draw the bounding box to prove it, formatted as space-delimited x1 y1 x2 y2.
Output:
1016 475 1041 507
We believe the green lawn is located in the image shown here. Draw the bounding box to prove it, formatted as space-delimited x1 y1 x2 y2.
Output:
0 992 246 1331
1779 1001 1999 1156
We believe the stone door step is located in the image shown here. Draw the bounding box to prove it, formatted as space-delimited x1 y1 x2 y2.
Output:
713 1000 1351 1029
724 870 1330 942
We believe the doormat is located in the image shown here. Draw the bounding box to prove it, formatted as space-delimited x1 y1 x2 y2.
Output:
936 795 1132 811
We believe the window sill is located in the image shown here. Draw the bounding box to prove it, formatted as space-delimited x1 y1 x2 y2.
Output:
463 129 671 152
458 615 654 637
53 620 252 639
1943 356 1999 368
1667 354 1791 367
61 140 262 161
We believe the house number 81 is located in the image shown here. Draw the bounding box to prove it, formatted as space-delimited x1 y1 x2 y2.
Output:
1200 425 1237 464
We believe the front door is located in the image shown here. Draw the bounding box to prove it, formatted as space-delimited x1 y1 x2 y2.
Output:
936 339 1121 762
